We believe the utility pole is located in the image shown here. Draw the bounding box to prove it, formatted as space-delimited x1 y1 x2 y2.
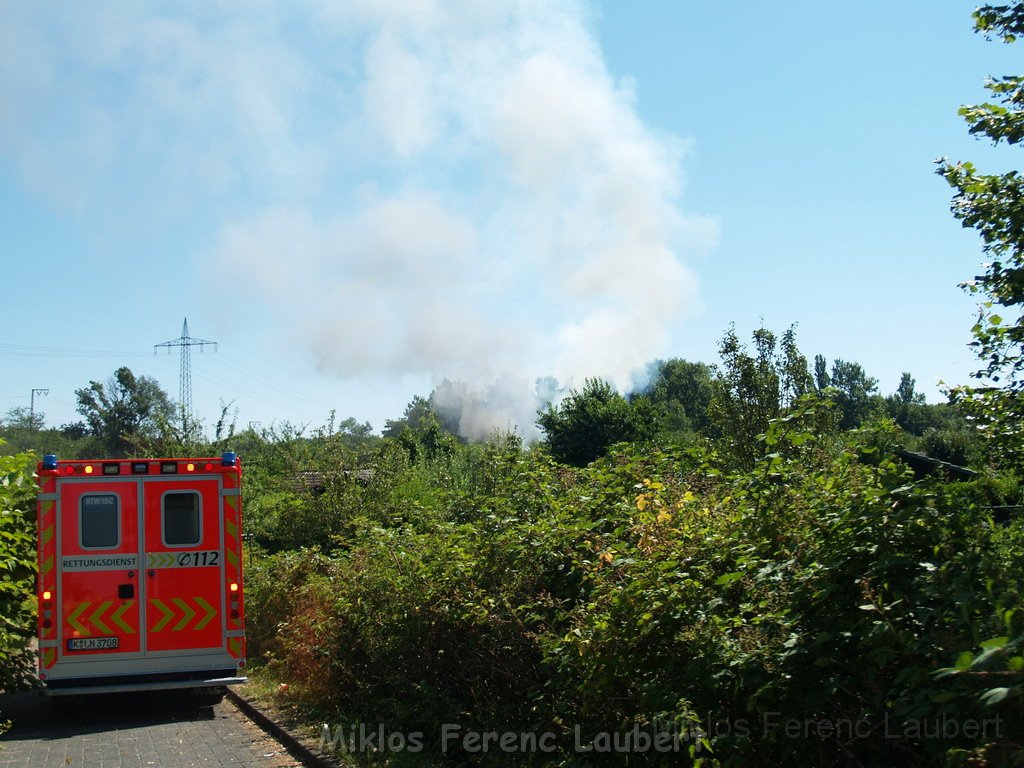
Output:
155 319 217 437
30 388 49 431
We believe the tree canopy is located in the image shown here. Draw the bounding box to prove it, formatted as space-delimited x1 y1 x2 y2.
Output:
939 2 1024 466
634 359 715 436
75 366 173 456
537 377 660 466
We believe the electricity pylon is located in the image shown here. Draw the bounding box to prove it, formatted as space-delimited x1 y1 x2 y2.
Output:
155 319 217 436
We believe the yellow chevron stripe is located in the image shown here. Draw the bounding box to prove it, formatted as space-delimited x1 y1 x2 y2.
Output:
68 602 91 635
193 597 217 630
151 599 174 632
42 648 55 668
225 517 237 538
40 524 54 546
147 552 176 568
110 601 135 634
40 554 54 574
89 601 113 635
171 598 195 631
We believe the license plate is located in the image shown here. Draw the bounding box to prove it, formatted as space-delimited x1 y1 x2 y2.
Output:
68 637 119 651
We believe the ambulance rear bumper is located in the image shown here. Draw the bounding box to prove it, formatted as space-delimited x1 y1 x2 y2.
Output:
43 675 247 697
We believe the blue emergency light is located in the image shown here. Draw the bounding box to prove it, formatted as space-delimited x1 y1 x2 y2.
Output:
221 451 237 467
42 454 58 471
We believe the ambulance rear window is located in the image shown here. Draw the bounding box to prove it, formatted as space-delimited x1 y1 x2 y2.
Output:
80 494 120 549
163 492 201 546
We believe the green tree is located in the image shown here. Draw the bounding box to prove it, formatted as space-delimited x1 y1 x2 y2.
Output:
828 359 881 430
59 422 90 441
397 411 458 464
779 325 814 403
382 395 436 438
885 372 928 433
711 323 812 466
939 3 1024 465
813 353 831 390
634 358 715 436
537 378 660 466
75 366 173 457
1 407 45 431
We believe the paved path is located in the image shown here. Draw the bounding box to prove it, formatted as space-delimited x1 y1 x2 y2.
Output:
0 690 300 768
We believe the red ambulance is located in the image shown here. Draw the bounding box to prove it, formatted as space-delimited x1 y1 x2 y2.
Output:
35 452 246 700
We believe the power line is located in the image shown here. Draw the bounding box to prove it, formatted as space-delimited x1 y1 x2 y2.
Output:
0 342 149 358
208 354 339 411
186 363 327 422
153 354 335 423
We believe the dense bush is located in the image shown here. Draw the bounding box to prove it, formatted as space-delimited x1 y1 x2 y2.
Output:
244 410 1023 766
537 378 661 467
0 443 38 731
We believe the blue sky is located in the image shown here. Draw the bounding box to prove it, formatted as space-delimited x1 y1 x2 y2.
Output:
1 2 1018 439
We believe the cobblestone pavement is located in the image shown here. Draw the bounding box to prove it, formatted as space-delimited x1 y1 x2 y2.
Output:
0 690 301 768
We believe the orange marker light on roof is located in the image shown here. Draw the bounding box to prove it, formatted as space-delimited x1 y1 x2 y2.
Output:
84 466 94 474
230 583 238 592
43 591 51 601
186 463 195 472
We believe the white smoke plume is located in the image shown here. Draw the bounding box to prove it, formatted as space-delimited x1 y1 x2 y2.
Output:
0 1 718 439
217 1 719 438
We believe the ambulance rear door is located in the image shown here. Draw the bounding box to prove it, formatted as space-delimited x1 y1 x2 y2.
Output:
142 474 225 655
58 479 143 662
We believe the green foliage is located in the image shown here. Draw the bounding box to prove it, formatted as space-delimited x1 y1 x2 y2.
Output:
75 366 174 457
635 359 716 436
974 3 1024 42
237 420 402 553
537 378 661 467
920 426 983 468
0 442 38 716
382 395 439 438
949 386 1024 469
2 407 45 432
885 373 930 434
939 3 1024 469
0 423 99 459
245 406 1022 764
827 359 881 430
710 324 813 467
396 411 458 465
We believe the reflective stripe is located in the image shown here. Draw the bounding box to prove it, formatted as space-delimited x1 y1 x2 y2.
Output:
148 596 218 632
